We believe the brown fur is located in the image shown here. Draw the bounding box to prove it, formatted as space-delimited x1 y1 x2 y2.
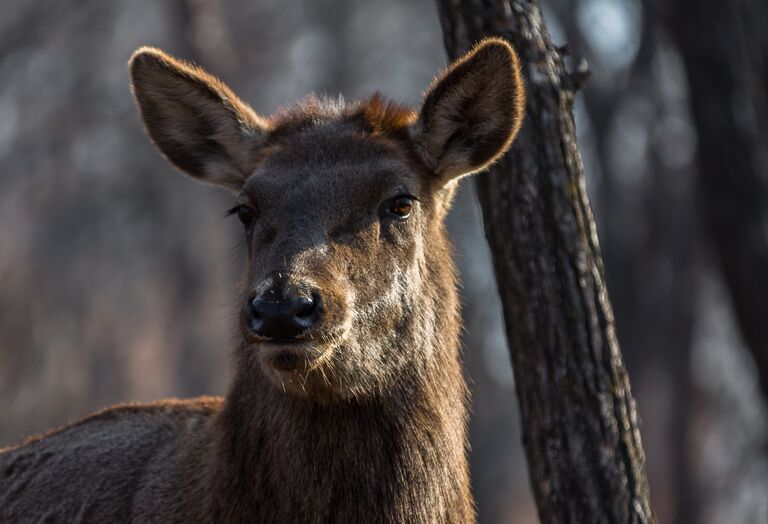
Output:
0 38 525 523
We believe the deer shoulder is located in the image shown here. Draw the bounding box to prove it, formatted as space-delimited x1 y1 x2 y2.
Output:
0 398 221 522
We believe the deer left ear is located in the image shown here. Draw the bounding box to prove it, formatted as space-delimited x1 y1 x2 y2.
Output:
412 38 525 182
129 47 267 191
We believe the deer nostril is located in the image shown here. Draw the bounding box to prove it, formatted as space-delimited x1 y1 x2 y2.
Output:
249 297 263 319
294 294 318 320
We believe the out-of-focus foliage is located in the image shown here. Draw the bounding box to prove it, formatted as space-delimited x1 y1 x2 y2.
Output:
0 1 765 523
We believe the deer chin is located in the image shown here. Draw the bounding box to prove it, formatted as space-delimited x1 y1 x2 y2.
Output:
254 340 340 401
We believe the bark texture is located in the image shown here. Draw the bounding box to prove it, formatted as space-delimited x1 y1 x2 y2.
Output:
664 0 768 403
554 5 699 520
435 1 655 522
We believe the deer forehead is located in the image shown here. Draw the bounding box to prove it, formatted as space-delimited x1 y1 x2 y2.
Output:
241 127 425 216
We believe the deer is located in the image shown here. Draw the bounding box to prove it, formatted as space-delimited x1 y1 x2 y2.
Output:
0 37 524 523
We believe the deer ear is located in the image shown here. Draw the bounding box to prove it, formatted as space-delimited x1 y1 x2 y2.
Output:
413 38 525 182
129 47 267 191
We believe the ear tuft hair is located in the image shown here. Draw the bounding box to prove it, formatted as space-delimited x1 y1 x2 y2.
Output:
360 93 418 137
129 47 268 191
413 37 525 181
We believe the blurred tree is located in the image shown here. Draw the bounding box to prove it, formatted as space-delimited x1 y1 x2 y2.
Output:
436 0 655 522
662 0 768 405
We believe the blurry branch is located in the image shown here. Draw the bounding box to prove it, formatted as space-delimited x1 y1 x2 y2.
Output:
435 0 654 522
663 0 768 403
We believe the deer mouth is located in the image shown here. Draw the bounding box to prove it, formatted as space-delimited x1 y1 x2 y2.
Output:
254 339 331 374
254 340 340 400
258 341 329 372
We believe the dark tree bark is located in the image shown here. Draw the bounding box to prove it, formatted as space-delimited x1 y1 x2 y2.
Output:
663 0 768 403
435 1 655 522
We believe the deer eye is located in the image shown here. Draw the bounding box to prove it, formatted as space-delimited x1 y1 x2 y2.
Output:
387 196 414 219
227 205 256 228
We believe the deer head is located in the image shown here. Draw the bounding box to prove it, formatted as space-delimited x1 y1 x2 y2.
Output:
129 38 524 403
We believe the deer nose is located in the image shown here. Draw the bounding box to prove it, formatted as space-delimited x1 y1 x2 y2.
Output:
247 287 321 341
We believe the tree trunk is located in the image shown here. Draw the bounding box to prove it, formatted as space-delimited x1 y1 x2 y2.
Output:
663 0 768 403
435 1 655 522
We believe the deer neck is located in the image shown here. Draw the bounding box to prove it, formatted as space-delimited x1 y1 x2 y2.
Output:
209 333 472 523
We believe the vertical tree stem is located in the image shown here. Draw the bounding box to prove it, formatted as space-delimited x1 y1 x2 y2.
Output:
435 1 655 521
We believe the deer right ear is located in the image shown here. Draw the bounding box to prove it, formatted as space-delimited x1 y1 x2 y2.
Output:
412 38 525 183
129 47 267 191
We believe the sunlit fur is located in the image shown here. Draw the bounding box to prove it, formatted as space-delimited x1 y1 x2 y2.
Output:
0 39 525 523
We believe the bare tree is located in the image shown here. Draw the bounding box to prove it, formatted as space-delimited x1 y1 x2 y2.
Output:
435 1 654 522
